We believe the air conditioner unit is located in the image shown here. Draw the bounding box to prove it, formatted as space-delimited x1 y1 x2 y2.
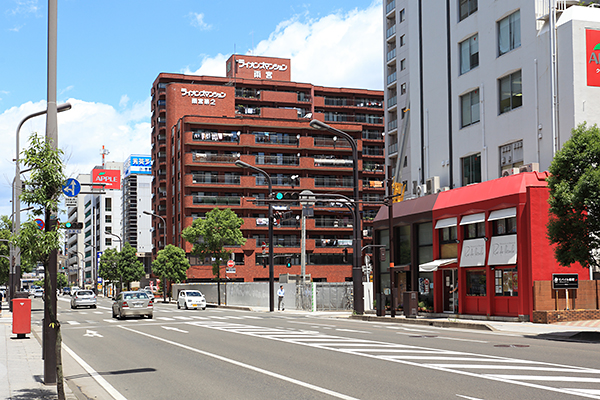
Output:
416 184 426 197
519 162 539 173
426 176 440 195
501 168 520 177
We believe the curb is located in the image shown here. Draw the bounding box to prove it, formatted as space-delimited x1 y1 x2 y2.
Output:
350 315 495 331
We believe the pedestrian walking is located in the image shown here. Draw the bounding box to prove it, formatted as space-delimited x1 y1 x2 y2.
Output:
277 285 285 311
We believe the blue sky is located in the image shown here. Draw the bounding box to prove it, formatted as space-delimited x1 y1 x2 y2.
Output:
0 0 383 217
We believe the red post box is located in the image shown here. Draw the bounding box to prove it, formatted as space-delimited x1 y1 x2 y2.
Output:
12 298 31 338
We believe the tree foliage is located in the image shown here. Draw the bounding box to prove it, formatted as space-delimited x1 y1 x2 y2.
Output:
547 123 600 269
151 245 191 284
0 216 11 285
99 247 120 287
181 208 246 279
118 242 145 290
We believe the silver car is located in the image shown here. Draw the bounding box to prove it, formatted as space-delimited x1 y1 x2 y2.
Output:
177 290 207 310
70 290 97 309
112 291 153 319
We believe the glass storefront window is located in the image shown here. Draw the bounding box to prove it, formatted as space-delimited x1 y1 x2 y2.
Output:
439 226 457 259
418 222 433 264
495 267 518 296
466 269 486 296
464 222 485 239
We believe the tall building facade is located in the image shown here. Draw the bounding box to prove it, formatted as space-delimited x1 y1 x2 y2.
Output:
122 154 153 277
384 0 600 195
150 55 385 282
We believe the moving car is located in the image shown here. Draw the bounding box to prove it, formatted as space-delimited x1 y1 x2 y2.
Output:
112 291 153 319
71 290 97 309
177 290 207 310
70 286 80 296
33 288 44 298
139 288 154 300
62 287 71 296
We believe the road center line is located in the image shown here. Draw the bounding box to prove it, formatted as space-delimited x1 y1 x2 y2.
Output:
118 325 359 400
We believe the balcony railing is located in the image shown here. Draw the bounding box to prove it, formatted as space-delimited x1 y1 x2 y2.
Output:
314 177 354 188
388 95 397 108
387 48 396 62
386 24 396 39
363 147 384 156
362 130 382 140
387 71 397 85
254 134 299 145
192 196 241 205
386 0 396 14
364 162 385 173
323 98 383 108
314 158 353 168
315 219 353 228
192 174 241 185
193 153 239 163
313 137 352 148
255 155 300 166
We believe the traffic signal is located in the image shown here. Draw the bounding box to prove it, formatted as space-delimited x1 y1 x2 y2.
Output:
60 221 83 229
285 257 292 268
275 192 299 200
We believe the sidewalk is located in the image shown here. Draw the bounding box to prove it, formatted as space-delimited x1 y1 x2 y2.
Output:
0 301 79 400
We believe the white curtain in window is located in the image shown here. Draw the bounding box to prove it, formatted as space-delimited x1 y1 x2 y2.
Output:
460 40 470 74
498 17 510 55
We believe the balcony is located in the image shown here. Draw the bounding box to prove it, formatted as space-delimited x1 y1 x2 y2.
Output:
314 157 353 168
386 24 396 39
388 95 397 108
313 137 351 148
315 219 353 228
314 177 354 188
363 147 384 157
192 195 241 206
386 0 395 14
254 134 299 145
387 71 397 86
192 174 241 185
387 48 396 62
193 153 239 163
255 154 300 166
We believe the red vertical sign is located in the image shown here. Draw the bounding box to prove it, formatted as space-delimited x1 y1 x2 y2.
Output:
586 29 600 87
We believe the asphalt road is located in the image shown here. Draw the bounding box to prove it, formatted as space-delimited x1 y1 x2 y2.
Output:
32 296 600 400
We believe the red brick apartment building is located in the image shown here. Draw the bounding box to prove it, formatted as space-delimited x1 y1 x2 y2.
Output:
150 55 385 283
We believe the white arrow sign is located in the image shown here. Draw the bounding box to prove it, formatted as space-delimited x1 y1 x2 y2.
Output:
162 326 188 334
83 330 103 338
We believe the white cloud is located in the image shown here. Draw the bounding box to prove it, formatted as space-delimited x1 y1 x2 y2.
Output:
119 94 129 108
186 1 383 90
0 98 151 217
189 12 211 30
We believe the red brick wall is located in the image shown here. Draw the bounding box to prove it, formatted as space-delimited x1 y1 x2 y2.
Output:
533 280 599 311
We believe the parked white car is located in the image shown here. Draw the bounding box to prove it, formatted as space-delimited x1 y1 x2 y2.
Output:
177 290 207 310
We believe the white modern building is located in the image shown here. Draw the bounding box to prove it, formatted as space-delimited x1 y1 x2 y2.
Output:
122 154 153 279
384 0 600 195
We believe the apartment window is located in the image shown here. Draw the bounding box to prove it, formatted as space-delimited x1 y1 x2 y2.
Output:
459 0 477 21
498 10 520 56
460 89 480 128
460 34 479 74
105 238 112 246
401 107 407 119
105 215 112 223
401 83 407 95
461 153 481 186
400 34 406 46
105 197 112 212
399 8 405 22
400 59 406 71
499 70 522 114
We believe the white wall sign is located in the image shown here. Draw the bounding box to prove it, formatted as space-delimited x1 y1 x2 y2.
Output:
460 238 486 267
488 234 517 265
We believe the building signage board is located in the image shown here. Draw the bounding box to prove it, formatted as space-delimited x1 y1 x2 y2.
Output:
124 155 151 177
459 238 486 267
552 273 579 290
488 234 517 265
92 169 121 190
226 55 291 81
171 83 235 118
587 29 600 87
65 197 77 207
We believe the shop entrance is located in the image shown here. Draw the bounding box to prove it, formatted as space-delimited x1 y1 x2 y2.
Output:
443 269 458 313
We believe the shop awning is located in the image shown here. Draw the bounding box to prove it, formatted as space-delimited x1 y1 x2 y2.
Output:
419 258 457 272
460 212 485 225
488 207 516 221
434 217 457 229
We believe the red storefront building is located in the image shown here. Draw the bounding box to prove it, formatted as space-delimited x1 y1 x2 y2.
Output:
150 55 385 283
374 171 590 320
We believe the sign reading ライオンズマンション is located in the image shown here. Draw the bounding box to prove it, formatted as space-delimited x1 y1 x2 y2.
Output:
586 29 600 86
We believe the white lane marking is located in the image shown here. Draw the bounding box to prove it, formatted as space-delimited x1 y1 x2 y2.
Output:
103 319 117 323
569 390 600 396
336 328 370 334
486 375 600 383
173 316 193 320
157 317 175 321
67 321 80 325
191 316 209 320
437 337 488 343
83 330 103 338
94 311 104 314
429 365 600 373
244 316 262 319
456 395 485 400
162 326 188 334
119 326 359 400
62 343 127 400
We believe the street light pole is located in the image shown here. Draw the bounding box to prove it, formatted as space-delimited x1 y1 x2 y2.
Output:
143 210 167 302
235 160 275 312
309 120 364 314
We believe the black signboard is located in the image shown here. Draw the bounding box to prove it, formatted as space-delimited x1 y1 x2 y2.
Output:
552 273 579 290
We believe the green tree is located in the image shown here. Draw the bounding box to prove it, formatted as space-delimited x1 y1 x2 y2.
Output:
0 216 11 285
547 123 600 271
99 248 121 291
181 208 246 304
118 242 144 290
151 245 191 299
11 132 67 398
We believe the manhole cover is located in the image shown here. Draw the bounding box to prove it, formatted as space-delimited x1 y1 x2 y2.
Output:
494 344 530 348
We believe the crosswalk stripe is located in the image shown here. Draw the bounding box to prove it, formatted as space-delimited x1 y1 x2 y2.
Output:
67 321 80 325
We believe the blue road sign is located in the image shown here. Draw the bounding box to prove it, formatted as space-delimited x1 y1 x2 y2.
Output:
62 178 81 197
